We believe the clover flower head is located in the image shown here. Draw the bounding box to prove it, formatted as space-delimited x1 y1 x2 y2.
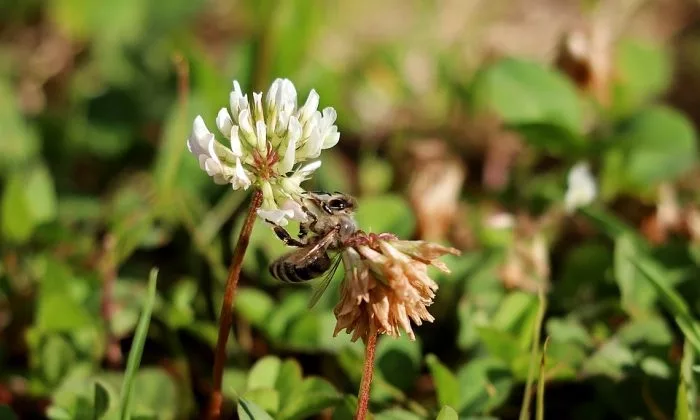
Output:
564 162 597 213
186 78 340 225
333 235 460 342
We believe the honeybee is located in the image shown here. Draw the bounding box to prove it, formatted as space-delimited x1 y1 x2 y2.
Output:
265 191 359 307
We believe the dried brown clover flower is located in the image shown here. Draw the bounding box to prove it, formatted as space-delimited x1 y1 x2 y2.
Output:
333 233 460 342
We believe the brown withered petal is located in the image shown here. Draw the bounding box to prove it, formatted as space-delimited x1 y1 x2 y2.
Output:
332 237 460 343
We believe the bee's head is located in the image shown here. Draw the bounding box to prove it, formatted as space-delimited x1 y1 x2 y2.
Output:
306 191 357 215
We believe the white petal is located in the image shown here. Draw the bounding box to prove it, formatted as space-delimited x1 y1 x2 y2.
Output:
207 137 221 165
297 160 321 178
204 158 222 177
192 115 211 139
232 80 243 96
277 79 297 110
229 125 242 156
238 109 257 148
281 199 309 222
298 89 319 123
279 116 301 174
257 208 293 226
322 129 340 149
266 79 282 110
230 82 244 121
253 92 264 123
232 158 252 190
216 108 233 138
321 107 337 126
299 128 322 159
254 120 266 152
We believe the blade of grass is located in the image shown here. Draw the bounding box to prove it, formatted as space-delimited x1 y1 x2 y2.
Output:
536 337 550 420
630 258 700 354
675 340 697 420
579 207 640 240
519 285 548 420
119 268 159 420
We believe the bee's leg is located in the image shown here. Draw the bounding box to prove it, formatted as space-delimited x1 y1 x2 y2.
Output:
309 197 333 215
298 223 309 239
297 206 316 239
267 222 306 247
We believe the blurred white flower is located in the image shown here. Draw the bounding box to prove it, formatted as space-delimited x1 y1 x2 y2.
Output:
564 162 597 213
186 79 340 225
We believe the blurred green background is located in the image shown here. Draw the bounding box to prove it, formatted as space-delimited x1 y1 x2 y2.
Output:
3 0 700 418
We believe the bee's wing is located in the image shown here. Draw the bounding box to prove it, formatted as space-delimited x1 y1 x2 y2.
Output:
308 252 343 309
288 227 338 264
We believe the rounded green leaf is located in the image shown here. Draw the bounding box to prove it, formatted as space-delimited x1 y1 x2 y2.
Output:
457 357 513 414
436 406 459 420
612 106 697 188
612 39 672 117
247 356 282 391
469 58 582 133
376 335 422 391
355 194 415 238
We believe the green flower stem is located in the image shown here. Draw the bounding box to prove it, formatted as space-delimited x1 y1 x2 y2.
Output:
208 189 263 419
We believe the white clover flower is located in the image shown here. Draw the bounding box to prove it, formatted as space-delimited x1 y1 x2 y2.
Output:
564 162 597 213
187 79 340 225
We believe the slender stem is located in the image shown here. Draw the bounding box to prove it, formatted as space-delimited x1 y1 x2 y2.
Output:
355 327 379 420
99 234 122 367
207 189 263 420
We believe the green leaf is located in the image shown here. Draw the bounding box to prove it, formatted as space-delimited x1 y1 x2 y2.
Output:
582 339 635 380
248 356 282 391
512 123 586 155
277 377 341 420
1 164 57 243
265 291 311 341
236 288 275 328
374 408 422 420
1 171 34 242
614 234 656 314
376 335 422 391
331 395 357 420
612 106 697 189
630 258 700 355
119 268 158 420
490 292 540 350
129 369 178 418
476 327 521 364
285 312 321 350
355 194 415 238
457 357 513 415
0 79 39 174
275 359 303 409
238 398 275 420
469 58 582 136
222 368 248 400
37 293 93 333
35 258 93 333
243 389 279 415
425 354 459 408
436 406 459 420
612 39 672 117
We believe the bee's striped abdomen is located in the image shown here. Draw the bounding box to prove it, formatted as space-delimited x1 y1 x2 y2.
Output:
270 251 331 283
